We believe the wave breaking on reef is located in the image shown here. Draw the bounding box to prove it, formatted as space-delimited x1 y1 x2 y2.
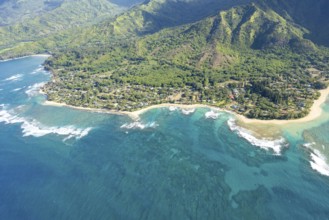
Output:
30 66 49 75
304 142 329 176
181 108 195 115
205 110 221 119
0 105 92 140
169 106 178 112
25 82 46 97
120 121 159 130
228 118 287 155
310 149 329 176
12 87 24 92
3 74 23 82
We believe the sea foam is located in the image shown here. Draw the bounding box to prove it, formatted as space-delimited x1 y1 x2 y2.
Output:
228 118 287 155
169 106 178 112
25 82 46 97
303 143 329 176
120 121 158 130
3 74 23 82
30 66 49 75
310 149 329 176
181 108 195 115
0 107 92 140
12 87 23 92
205 110 221 119
31 67 43 74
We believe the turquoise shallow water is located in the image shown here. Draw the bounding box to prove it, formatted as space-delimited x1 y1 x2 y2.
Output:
0 56 329 219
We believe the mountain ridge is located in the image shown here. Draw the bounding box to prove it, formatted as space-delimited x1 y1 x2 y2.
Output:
0 0 146 52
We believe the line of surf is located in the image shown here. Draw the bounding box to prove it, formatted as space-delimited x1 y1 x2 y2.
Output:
0 105 92 140
304 143 329 176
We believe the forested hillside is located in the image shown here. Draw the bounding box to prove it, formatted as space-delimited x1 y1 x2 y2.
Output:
0 0 63 25
1 0 329 119
0 0 145 53
258 0 329 47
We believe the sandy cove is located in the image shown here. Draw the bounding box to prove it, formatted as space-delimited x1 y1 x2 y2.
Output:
44 86 329 124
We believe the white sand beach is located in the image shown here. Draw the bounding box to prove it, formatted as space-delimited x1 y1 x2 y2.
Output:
44 86 329 125
43 101 211 120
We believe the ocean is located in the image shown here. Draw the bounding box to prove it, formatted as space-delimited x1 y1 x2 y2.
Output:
0 56 329 219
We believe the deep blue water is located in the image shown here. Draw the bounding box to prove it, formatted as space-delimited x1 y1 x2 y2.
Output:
0 56 329 220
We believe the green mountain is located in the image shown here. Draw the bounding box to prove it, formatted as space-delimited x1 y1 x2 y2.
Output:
108 0 252 35
0 0 147 53
0 0 64 26
2 0 329 119
258 0 329 47
0 0 143 26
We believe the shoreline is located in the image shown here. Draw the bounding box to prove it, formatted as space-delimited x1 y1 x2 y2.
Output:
44 86 329 124
43 100 136 118
235 86 329 125
16 53 327 125
43 101 213 120
0 54 51 63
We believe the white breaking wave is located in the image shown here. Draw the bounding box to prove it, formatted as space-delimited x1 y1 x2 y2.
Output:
169 106 178 111
120 121 158 130
181 108 195 115
303 143 329 176
228 118 287 155
0 107 92 140
3 74 23 82
303 142 316 149
31 66 49 75
12 87 23 92
205 110 221 119
25 82 46 97
21 120 92 139
310 149 329 176
31 67 43 74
